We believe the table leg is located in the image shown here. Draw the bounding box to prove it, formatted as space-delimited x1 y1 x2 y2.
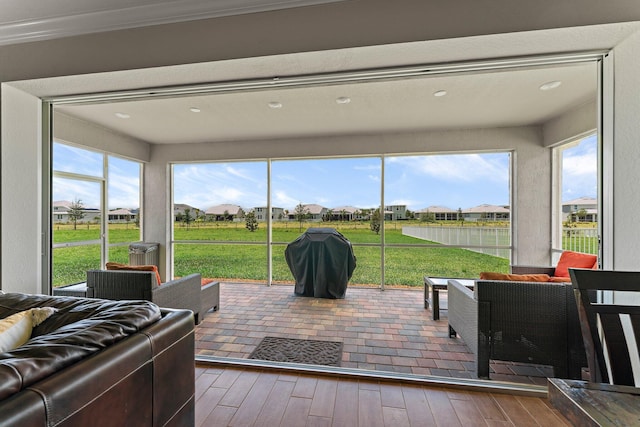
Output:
432 287 440 320
424 282 429 309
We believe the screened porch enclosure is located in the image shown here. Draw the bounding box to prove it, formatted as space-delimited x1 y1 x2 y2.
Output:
171 153 513 287
44 51 602 388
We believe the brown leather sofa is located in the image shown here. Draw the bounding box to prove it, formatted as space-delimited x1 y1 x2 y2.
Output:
0 292 195 426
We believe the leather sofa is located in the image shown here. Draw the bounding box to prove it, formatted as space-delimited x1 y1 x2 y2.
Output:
0 292 195 426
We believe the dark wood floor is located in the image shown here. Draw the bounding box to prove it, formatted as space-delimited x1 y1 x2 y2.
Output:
195 363 571 427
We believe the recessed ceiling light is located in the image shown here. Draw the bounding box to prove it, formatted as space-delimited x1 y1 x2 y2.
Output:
336 96 351 104
433 90 447 97
539 81 562 91
189 107 201 113
268 101 282 109
114 112 131 119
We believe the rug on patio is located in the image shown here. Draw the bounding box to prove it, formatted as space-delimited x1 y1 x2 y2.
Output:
248 336 343 366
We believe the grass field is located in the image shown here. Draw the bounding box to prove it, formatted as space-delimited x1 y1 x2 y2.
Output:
52 220 595 287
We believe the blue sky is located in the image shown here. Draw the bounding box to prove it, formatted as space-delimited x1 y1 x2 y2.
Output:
52 143 141 209
54 134 596 211
561 134 597 201
173 154 512 212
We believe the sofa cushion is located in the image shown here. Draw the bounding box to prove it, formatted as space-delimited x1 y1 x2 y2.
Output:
554 251 598 278
106 262 162 285
479 272 552 282
0 293 161 400
0 307 56 352
549 276 573 282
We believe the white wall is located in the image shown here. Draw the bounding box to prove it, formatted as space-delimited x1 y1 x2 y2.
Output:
1 85 44 293
612 30 640 270
542 100 597 147
54 112 151 162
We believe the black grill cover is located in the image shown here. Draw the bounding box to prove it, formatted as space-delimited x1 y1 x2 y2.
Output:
285 228 356 299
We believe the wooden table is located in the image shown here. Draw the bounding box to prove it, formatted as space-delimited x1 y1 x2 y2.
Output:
423 277 474 320
548 378 640 426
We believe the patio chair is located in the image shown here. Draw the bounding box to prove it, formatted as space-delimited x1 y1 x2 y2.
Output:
448 278 586 379
510 250 598 281
569 268 640 386
86 269 211 324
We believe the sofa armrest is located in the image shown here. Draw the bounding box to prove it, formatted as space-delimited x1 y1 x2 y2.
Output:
510 265 555 275
447 279 478 355
152 274 201 323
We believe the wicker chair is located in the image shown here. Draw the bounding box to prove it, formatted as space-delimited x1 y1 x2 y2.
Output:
448 278 586 379
86 270 206 323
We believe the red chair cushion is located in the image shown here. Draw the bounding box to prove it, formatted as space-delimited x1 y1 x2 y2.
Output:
106 262 162 286
202 278 215 286
553 251 598 278
479 272 551 282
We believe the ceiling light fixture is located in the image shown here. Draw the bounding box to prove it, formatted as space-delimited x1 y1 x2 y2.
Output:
539 81 562 91
114 112 131 119
433 90 447 97
268 101 282 109
189 107 201 113
336 96 351 104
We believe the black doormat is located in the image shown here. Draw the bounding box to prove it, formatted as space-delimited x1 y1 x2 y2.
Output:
248 336 343 367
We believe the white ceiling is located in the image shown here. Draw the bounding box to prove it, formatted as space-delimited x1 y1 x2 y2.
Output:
5 2 639 145
55 61 598 144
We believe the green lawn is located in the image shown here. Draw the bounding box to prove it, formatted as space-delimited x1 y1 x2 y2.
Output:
52 220 600 287
171 242 509 286
52 221 511 287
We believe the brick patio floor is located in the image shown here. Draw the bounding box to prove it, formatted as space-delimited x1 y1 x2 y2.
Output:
195 282 554 386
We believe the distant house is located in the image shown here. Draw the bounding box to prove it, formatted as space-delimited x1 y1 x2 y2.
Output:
173 203 202 221
287 204 327 222
329 206 360 221
416 206 458 221
108 208 137 223
384 205 407 220
253 206 285 221
563 196 597 222
52 200 101 223
205 204 244 221
462 204 510 221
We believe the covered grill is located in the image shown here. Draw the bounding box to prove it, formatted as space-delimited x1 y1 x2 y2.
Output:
285 228 356 299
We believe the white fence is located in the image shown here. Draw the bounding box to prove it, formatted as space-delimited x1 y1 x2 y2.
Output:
402 226 511 258
563 227 598 254
403 225 598 259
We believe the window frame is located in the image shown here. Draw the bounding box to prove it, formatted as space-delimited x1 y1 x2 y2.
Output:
50 141 144 288
171 151 512 287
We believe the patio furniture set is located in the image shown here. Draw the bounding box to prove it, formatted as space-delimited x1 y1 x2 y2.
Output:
427 251 640 424
424 250 597 380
